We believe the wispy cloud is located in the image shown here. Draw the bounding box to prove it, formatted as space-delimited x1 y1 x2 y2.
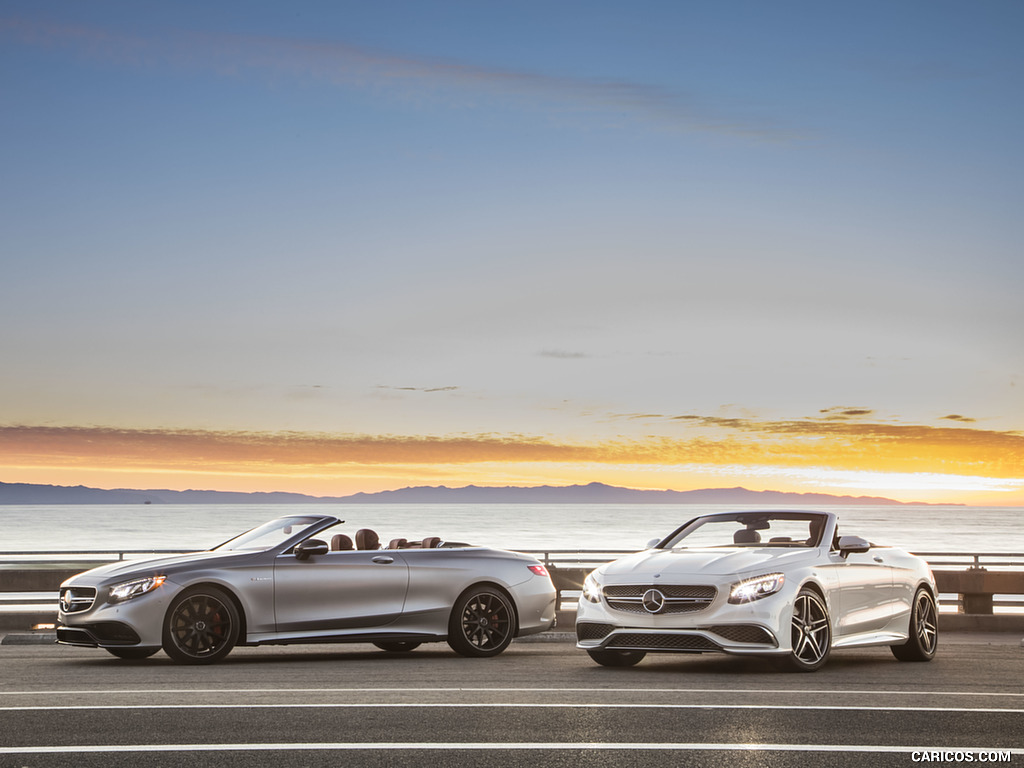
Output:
1 17 796 140
377 385 459 393
538 350 591 359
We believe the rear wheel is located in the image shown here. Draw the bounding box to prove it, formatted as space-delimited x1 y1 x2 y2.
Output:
373 641 422 653
587 648 646 667
784 588 831 672
106 647 159 660
162 586 239 664
891 588 938 662
447 587 515 657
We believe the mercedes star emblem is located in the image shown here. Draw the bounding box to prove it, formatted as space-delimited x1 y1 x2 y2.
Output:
642 588 666 614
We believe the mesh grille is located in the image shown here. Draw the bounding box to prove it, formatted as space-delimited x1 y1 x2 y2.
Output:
606 633 718 651
576 622 615 642
707 624 776 645
604 584 716 599
607 601 710 615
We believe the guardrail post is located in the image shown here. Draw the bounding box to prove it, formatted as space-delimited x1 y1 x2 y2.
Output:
961 592 994 615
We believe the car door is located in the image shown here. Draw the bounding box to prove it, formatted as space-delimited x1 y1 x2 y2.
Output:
829 548 896 638
273 549 410 635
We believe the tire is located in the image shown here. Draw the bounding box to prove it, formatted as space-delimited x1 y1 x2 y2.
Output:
891 588 938 662
785 588 831 672
373 641 423 653
587 648 646 667
106 647 160 660
162 586 240 664
447 587 515 657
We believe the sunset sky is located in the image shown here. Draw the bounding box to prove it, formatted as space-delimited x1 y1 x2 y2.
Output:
2 2 1022 505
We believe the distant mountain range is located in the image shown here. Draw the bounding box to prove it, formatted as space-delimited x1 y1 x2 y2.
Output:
0 480 946 506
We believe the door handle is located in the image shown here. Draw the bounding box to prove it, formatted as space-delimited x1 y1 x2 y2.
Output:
372 556 394 564
873 556 884 563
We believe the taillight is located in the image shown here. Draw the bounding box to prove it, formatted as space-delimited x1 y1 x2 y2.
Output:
528 564 550 578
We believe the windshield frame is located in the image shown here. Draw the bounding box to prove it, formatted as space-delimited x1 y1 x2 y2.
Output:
657 510 834 550
210 515 341 553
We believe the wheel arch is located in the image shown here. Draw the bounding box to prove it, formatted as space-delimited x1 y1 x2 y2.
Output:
166 580 248 642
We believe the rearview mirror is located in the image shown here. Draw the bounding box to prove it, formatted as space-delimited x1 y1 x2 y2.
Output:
294 539 329 561
645 538 661 549
838 535 871 556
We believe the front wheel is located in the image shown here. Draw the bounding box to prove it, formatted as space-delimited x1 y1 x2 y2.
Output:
784 588 831 672
587 648 646 667
162 586 240 664
373 641 422 653
447 587 515 657
891 588 938 662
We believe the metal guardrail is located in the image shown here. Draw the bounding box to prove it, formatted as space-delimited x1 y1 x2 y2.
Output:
2 550 1023 615
2 549 1023 566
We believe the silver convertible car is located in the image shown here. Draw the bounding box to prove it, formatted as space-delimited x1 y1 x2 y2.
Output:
56 514 557 663
576 510 938 671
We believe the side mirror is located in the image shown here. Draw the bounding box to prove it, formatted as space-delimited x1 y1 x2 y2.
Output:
294 538 329 561
838 535 871 557
645 538 661 549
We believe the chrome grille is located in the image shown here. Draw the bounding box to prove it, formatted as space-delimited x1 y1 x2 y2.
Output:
59 587 96 613
604 584 716 614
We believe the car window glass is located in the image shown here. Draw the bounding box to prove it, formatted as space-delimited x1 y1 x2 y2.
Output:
668 515 823 548
213 517 323 552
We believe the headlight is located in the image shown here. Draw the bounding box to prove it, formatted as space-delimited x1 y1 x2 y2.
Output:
582 572 603 603
729 573 785 604
108 575 166 603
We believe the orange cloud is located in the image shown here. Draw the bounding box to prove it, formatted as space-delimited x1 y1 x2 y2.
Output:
1 419 1020 483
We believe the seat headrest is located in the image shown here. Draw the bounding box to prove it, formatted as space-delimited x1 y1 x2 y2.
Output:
733 528 761 544
331 533 353 551
355 528 380 550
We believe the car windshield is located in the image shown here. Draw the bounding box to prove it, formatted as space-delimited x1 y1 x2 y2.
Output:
212 516 325 552
662 512 828 549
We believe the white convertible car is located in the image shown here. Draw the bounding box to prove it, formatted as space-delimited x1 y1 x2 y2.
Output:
576 510 938 671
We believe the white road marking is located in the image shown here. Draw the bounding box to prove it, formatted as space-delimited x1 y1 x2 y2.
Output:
1 686 1022 698
2 702 1022 713
0 742 1022 755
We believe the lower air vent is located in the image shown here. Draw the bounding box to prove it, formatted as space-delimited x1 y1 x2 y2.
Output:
707 625 777 645
576 622 615 642
606 633 718 651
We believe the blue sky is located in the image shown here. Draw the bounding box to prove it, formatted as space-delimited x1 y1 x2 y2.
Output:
1 1 1022 503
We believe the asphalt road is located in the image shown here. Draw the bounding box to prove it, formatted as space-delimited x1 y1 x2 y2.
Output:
1 635 1022 768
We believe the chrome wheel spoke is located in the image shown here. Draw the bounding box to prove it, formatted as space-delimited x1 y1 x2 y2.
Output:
792 593 829 665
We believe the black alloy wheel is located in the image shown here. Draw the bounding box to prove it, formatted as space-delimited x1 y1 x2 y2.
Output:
162 586 240 664
447 587 515 657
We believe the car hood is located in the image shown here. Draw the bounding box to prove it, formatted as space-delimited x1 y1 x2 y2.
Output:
63 550 254 585
599 547 819 581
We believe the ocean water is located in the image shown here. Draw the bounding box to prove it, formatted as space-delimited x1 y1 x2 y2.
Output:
1 503 1021 557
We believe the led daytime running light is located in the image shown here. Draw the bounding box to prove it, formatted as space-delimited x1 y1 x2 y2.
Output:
108 575 167 603
729 573 785 604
